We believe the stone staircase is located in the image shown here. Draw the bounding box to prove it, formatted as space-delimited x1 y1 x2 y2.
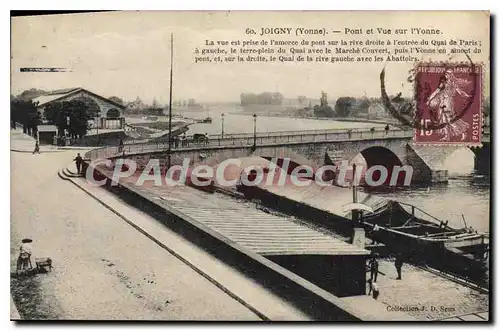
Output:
58 166 82 180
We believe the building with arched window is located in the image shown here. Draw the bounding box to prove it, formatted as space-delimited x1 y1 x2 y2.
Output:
32 87 126 129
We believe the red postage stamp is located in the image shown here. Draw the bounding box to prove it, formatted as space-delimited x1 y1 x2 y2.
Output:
413 62 483 145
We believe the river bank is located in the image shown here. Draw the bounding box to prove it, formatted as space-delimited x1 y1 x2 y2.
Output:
235 111 401 126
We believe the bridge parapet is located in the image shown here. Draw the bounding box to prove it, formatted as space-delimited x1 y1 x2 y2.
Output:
85 128 413 161
83 126 456 185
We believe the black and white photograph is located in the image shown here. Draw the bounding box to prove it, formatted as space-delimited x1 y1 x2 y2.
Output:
9 10 491 322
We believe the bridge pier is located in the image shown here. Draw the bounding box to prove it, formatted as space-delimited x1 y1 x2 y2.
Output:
471 143 491 175
405 144 452 184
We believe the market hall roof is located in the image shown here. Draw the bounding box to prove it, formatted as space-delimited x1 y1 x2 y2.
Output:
31 88 126 109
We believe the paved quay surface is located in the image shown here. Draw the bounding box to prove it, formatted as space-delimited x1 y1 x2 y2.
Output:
11 148 261 320
61 169 310 321
10 129 89 153
367 260 489 321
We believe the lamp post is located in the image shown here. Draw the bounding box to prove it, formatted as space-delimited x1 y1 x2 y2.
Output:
252 113 257 148
66 115 71 136
352 163 358 226
96 111 100 145
66 115 71 146
167 33 174 171
221 113 225 139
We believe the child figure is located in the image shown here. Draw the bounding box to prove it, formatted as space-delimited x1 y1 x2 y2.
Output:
368 279 380 300
17 238 34 273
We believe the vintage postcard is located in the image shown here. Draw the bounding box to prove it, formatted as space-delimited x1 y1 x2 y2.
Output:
10 11 490 322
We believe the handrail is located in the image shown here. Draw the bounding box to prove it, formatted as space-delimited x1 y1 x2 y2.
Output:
208 126 401 140
85 128 413 161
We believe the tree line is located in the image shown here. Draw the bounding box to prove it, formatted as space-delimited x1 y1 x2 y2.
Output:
10 99 41 136
240 92 284 106
310 92 414 118
11 98 91 138
44 100 91 138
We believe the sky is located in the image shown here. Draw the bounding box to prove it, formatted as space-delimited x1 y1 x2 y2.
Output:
11 11 490 104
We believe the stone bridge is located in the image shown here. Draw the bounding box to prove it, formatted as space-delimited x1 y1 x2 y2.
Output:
86 127 490 184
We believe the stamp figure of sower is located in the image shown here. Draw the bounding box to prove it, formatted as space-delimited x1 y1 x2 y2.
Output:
426 68 472 141
415 63 482 145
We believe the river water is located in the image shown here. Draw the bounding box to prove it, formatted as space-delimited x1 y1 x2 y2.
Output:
180 105 386 135
173 106 490 233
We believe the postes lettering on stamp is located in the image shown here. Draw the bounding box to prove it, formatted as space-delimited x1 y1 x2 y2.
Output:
413 63 482 145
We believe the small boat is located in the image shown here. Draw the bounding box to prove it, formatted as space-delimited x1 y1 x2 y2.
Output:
200 107 212 123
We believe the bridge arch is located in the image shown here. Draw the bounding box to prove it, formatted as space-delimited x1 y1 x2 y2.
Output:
259 156 313 178
254 147 316 167
354 146 406 186
254 147 318 180
358 146 403 170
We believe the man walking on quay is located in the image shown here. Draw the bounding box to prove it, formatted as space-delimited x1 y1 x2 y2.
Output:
368 253 379 282
33 141 40 154
73 153 83 174
395 253 404 280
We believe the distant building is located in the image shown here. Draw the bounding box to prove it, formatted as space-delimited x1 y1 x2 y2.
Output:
283 98 318 108
368 102 387 118
32 87 126 129
353 98 370 115
126 97 146 111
